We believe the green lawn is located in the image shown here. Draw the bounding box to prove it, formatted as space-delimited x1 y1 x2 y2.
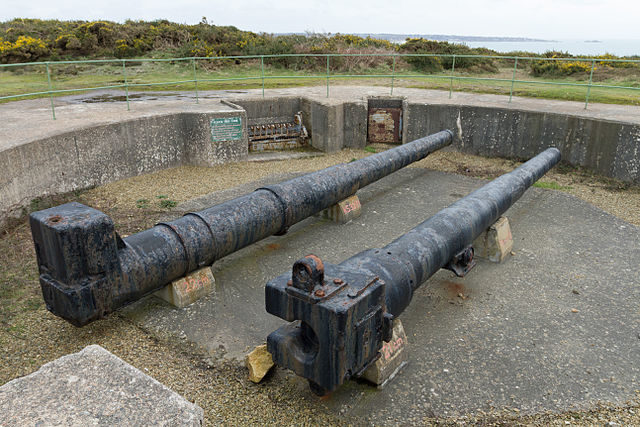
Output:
1 60 638 106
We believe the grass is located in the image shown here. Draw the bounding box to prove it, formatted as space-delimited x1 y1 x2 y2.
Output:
533 181 573 190
1 60 639 106
135 196 177 209
159 199 178 208
136 198 150 209
0 223 42 331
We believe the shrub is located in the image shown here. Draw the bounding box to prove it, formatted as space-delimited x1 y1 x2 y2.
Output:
0 35 48 63
530 52 593 77
398 38 497 73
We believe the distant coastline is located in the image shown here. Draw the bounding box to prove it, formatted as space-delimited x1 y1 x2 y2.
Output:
276 33 638 56
278 32 554 43
354 33 555 43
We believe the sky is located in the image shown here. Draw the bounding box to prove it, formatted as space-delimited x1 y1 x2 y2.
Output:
2 0 640 40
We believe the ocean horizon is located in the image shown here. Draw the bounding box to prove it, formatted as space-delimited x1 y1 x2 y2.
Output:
462 39 639 57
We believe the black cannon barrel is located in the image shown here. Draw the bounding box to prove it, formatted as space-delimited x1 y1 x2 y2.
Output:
30 130 453 326
265 147 561 395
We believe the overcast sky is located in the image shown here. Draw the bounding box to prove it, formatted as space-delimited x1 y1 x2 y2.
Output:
2 0 639 40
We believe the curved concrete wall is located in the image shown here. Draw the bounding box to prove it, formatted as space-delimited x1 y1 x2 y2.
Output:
405 104 640 184
0 110 247 226
2 96 639 230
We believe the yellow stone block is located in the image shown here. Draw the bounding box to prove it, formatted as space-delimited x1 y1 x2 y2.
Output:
319 194 361 223
360 319 408 387
154 267 215 308
473 216 513 263
246 344 274 383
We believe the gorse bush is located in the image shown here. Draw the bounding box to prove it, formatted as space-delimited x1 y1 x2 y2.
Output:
0 35 48 62
0 18 250 62
399 38 498 72
530 52 592 76
529 51 639 77
0 18 636 81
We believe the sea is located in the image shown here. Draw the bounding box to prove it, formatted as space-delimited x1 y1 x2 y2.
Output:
462 39 639 57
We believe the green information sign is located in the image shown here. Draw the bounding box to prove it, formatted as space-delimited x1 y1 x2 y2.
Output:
210 117 243 142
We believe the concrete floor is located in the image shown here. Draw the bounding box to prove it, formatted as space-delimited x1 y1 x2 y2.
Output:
121 167 640 424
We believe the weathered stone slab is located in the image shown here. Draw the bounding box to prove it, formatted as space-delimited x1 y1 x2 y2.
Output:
319 194 362 223
154 267 215 308
0 345 203 426
473 216 513 263
360 319 408 387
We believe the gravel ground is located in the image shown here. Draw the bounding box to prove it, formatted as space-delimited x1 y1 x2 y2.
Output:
1 146 639 426
87 146 640 227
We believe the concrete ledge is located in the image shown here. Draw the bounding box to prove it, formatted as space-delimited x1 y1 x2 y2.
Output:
0 345 203 426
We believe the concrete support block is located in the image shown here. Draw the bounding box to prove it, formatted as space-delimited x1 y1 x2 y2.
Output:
0 345 203 426
360 319 408 387
343 101 368 149
319 194 361 223
473 216 513 263
246 344 275 383
310 101 344 152
154 267 215 308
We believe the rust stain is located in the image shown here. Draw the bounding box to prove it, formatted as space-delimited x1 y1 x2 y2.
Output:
442 280 468 299
304 254 324 275
367 107 402 143
319 392 333 401
47 215 63 224
265 243 281 251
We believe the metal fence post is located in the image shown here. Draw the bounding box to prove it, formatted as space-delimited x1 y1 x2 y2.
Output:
326 55 330 98
261 55 265 98
122 59 130 111
509 57 518 103
448 55 456 99
45 62 56 120
585 59 595 109
192 58 199 104
390 55 396 95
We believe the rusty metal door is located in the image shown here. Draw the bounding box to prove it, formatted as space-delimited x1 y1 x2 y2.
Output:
367 108 402 143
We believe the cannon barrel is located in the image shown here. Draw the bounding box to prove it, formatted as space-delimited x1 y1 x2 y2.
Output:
29 130 453 326
265 147 561 395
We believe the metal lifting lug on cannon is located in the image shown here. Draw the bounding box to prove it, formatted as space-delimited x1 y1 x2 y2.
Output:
29 130 454 326
266 147 562 395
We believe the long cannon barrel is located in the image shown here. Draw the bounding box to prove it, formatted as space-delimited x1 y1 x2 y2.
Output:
265 147 561 395
29 130 453 326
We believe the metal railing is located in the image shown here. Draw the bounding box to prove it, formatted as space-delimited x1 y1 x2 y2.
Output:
1 53 639 120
